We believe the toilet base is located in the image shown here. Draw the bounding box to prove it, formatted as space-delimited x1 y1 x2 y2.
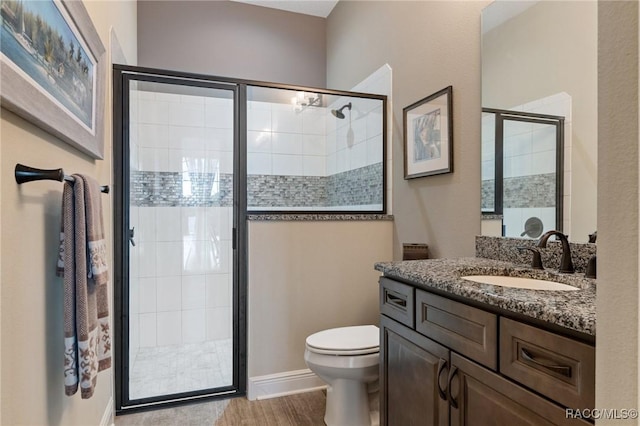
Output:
324 379 378 426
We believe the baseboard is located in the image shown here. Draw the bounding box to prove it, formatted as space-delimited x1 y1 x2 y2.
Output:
248 369 326 401
100 396 114 426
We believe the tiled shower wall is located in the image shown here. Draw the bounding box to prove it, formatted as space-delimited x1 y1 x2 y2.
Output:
129 90 233 361
481 92 571 238
246 92 385 210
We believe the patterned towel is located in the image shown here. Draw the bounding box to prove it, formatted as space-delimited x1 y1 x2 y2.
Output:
56 174 111 399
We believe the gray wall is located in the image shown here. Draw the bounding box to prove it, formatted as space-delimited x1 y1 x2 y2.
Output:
137 0 326 87
596 0 639 416
327 1 488 259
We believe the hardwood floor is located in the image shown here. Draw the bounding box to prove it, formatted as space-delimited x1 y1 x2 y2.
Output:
115 391 327 426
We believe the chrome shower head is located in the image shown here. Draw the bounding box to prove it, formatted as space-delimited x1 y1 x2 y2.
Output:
331 102 352 119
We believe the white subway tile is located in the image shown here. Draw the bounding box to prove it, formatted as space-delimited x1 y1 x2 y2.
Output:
205 274 232 308
170 102 205 127
138 99 169 124
366 135 383 165
182 241 204 275
202 240 231 274
157 311 182 346
335 149 350 174
326 153 336 176
248 108 272 131
532 151 557 175
137 207 156 243
139 313 157 347
182 309 206 343
503 133 532 159
350 142 368 170
156 207 182 241
130 277 140 315
180 94 205 105
366 106 384 139
303 134 325 156
302 110 326 135
204 104 233 129
156 242 183 277
139 277 157 314
272 133 303 155
137 242 157 278
272 109 303 133
206 207 231 241
351 117 367 144
139 124 170 148
206 308 231 340
182 275 206 310
139 148 169 172
182 207 207 241
247 131 272 153
303 156 326 177
204 128 234 152
169 126 206 151
247 152 272 175
156 276 182 312
273 154 303 176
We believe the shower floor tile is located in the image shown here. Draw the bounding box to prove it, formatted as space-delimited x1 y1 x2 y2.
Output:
129 339 233 400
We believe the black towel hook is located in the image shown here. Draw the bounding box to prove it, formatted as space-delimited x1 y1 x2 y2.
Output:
15 163 109 194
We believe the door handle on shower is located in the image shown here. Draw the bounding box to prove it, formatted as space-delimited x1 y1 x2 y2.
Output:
129 227 136 247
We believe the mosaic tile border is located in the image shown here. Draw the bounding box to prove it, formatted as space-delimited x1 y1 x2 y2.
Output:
131 163 384 209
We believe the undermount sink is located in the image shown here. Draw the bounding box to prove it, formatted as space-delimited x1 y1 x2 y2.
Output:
461 275 579 291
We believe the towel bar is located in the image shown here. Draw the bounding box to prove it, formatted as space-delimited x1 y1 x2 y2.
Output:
14 164 109 194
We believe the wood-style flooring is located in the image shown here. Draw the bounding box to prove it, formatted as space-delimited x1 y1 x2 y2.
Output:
115 391 327 426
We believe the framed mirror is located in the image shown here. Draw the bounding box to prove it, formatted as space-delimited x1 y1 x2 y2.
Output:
481 1 597 242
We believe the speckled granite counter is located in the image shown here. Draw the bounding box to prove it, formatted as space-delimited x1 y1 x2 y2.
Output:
248 214 393 221
374 257 596 336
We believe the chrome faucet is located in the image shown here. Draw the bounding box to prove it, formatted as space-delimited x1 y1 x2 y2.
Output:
537 230 575 273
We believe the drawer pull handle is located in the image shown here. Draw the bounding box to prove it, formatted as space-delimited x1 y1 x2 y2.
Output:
520 348 572 377
437 358 448 400
386 292 407 308
447 366 459 409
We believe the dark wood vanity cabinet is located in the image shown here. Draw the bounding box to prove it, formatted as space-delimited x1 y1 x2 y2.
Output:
381 315 449 426
379 278 593 426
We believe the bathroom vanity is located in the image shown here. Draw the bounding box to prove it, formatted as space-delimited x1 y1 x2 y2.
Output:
375 257 595 425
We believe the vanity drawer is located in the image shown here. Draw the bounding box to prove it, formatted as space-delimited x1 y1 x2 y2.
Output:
500 317 595 409
415 290 497 370
380 278 415 327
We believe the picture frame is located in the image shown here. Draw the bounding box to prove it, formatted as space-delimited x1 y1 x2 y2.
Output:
1 0 106 159
403 86 453 179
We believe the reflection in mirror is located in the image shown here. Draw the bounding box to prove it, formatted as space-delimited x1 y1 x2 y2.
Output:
481 1 597 242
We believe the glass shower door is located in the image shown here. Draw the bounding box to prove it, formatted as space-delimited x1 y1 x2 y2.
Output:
118 71 242 409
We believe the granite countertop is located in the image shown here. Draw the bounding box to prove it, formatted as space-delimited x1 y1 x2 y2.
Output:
374 257 596 336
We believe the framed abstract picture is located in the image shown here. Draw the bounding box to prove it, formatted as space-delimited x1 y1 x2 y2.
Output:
0 0 106 158
403 86 453 179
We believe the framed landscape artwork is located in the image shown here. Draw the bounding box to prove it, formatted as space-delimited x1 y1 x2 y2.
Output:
403 86 453 179
0 0 106 159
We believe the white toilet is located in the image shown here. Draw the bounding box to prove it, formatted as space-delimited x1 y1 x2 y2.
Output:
304 325 380 426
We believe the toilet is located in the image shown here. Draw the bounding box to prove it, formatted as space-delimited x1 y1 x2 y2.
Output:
304 325 380 426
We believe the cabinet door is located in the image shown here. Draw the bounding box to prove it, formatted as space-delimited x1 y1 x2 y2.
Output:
380 315 449 426
449 353 591 426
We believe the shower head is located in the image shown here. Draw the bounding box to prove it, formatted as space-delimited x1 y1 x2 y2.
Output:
331 102 352 119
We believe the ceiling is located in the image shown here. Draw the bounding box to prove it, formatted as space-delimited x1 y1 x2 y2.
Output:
231 0 339 18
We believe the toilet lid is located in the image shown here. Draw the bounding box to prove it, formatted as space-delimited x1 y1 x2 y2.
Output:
306 325 379 355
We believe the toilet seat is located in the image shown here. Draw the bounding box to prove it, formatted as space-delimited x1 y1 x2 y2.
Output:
306 325 379 356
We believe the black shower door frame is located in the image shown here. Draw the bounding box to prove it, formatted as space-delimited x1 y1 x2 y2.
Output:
113 65 248 413
482 107 565 233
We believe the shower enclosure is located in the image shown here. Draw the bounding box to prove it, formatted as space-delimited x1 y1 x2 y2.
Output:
481 108 564 238
113 66 386 412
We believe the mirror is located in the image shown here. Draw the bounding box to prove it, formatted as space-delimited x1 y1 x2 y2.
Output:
481 1 597 243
